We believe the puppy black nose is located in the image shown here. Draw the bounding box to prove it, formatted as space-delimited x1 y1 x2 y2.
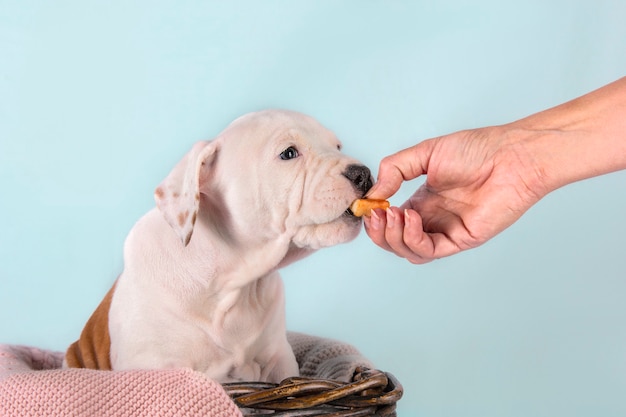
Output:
343 164 373 195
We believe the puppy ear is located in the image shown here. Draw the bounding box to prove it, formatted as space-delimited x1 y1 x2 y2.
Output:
154 140 219 246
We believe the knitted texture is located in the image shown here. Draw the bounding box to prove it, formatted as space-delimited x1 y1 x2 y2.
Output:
288 332 374 381
0 332 372 417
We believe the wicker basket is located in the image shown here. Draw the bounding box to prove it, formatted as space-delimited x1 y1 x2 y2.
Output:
223 367 403 416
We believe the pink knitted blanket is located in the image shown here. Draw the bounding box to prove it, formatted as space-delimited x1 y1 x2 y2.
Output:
0 332 373 416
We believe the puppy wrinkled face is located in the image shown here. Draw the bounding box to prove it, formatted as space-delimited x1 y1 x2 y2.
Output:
214 110 369 250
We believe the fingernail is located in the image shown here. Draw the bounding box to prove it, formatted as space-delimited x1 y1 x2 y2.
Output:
386 208 395 227
404 209 412 227
369 209 381 230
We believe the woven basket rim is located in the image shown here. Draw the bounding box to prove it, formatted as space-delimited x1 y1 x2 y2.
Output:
223 367 403 416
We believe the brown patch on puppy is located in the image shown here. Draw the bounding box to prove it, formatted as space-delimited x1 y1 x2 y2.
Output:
154 187 165 200
65 283 116 370
184 230 193 247
178 211 189 227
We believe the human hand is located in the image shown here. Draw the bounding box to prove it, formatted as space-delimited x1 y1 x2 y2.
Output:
364 127 546 264
364 77 626 264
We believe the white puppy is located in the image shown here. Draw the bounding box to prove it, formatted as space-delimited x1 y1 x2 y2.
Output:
65 110 372 383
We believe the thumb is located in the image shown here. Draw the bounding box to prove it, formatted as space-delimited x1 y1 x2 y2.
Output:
366 139 435 199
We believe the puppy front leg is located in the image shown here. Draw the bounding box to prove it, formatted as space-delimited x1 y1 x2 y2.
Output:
264 342 299 383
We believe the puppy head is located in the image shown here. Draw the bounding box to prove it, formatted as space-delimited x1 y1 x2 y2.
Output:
155 110 371 254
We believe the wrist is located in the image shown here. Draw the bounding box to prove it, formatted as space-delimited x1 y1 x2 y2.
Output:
503 77 626 195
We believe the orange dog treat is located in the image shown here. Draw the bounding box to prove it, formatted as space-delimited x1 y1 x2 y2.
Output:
349 199 390 217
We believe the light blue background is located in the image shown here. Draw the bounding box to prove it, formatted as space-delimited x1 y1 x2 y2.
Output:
1 1 625 416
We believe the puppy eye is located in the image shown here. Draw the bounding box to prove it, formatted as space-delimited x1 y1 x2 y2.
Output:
279 146 299 160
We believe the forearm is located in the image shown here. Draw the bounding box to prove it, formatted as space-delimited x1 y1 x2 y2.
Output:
505 77 626 195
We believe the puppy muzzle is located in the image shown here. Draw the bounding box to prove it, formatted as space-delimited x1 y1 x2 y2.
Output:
343 164 373 196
